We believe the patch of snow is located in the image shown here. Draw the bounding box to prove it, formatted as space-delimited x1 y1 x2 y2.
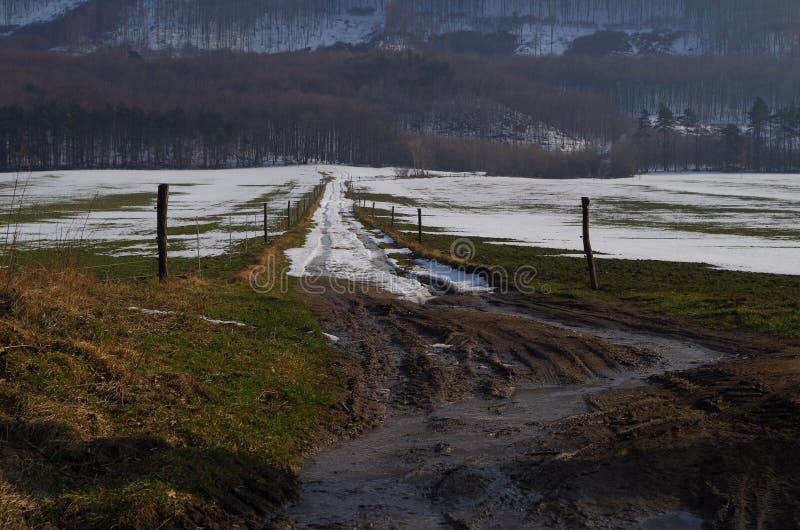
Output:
128 306 248 327
200 316 247 327
128 306 175 315
322 332 340 343
369 230 396 246
398 101 590 152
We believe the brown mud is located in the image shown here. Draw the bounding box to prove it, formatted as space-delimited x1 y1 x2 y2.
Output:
278 280 799 529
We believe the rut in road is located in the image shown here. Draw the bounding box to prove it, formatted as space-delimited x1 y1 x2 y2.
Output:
282 176 728 529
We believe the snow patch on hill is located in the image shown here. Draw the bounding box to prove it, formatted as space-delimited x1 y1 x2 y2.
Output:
398 101 590 152
0 0 86 33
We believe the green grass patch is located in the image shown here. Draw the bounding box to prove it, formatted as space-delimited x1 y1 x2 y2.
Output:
1 192 157 224
355 192 419 207
234 185 294 210
598 217 800 240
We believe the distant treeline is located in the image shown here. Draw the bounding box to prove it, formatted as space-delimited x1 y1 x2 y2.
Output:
628 98 800 173
0 101 610 178
0 100 403 170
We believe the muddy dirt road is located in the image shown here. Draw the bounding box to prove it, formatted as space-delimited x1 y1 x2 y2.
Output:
281 178 800 529
288 287 730 529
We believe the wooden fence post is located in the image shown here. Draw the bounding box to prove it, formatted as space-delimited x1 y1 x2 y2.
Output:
582 197 600 290
263 203 268 242
228 215 233 266
156 184 169 281
372 202 375 217
391 206 395 227
287 200 291 228
195 216 201 279
417 208 422 243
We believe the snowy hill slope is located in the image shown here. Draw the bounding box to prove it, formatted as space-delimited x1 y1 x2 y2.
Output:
3 0 799 57
0 0 87 33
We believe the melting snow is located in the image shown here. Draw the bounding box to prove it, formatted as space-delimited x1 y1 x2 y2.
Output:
286 175 434 303
128 306 175 315
6 165 795 278
0 167 325 257
128 307 248 327
200 316 248 327
286 169 494 302
357 172 800 276
322 333 340 343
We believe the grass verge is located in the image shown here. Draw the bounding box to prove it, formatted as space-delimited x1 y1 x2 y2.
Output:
0 189 342 528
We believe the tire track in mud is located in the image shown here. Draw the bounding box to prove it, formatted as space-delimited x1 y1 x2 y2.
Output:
281 178 732 529
288 284 730 529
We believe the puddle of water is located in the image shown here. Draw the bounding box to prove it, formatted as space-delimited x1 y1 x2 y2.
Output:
411 258 494 295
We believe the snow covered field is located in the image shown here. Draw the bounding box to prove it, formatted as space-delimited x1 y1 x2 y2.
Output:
1 167 324 257
352 171 800 276
3 166 798 276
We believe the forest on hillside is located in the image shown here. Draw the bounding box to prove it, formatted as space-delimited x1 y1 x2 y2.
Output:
0 48 626 177
0 47 799 177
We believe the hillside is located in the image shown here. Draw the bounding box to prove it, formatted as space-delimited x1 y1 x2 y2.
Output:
3 0 800 57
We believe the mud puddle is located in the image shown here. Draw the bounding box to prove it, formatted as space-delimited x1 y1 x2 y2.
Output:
289 314 729 529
